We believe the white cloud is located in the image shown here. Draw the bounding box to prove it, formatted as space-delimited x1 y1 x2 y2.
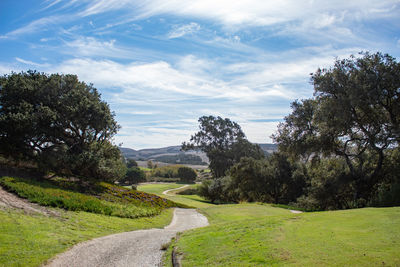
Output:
168 22 201 39
74 0 399 28
15 57 49 67
53 56 305 101
1 16 64 39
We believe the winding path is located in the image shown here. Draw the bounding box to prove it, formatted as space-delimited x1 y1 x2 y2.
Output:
46 208 208 267
162 185 189 196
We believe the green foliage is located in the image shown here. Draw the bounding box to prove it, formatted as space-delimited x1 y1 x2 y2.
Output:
176 187 198 195
198 153 307 204
150 165 182 178
0 71 123 181
124 167 146 184
147 160 154 169
273 52 400 208
153 153 207 165
182 115 264 177
177 166 197 183
0 176 187 218
126 158 138 168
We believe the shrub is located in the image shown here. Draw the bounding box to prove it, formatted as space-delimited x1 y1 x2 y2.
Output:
124 167 146 184
0 176 188 218
176 188 198 195
178 167 197 183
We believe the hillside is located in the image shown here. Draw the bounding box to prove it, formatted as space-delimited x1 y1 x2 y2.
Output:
0 172 185 266
119 143 277 165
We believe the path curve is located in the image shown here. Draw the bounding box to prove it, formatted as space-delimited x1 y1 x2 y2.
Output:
46 208 208 267
162 185 189 196
290 210 303 214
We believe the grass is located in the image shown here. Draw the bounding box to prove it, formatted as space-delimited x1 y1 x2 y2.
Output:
0 176 187 219
138 183 210 208
137 183 184 195
138 183 400 267
0 174 183 266
0 207 173 267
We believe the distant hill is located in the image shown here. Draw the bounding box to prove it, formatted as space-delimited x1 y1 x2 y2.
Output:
119 143 277 165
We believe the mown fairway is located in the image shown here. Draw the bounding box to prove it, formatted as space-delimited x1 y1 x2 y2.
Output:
139 183 400 266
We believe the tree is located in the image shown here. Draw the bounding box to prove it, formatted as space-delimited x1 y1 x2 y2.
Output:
0 71 123 181
147 160 154 169
124 167 146 184
126 158 138 168
182 116 263 177
177 166 197 183
229 154 307 204
273 52 400 203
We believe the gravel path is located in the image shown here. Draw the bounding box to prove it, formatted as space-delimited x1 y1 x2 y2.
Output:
46 208 209 267
290 210 303 214
162 185 189 196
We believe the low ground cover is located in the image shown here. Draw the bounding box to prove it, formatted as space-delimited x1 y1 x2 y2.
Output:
0 176 187 219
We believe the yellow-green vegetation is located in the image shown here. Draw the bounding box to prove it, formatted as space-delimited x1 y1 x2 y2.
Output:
0 207 173 267
139 183 400 267
137 183 184 195
138 183 208 208
0 176 187 219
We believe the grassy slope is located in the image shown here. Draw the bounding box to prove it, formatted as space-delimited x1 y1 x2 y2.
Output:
138 183 210 208
139 183 400 267
0 177 185 267
0 176 187 219
0 208 173 267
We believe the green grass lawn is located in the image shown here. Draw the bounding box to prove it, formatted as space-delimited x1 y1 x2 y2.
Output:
137 183 184 195
139 183 400 267
138 183 211 208
0 208 173 267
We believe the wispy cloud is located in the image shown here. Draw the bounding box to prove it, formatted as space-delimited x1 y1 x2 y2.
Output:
0 16 64 39
15 57 50 67
168 22 201 39
73 1 399 27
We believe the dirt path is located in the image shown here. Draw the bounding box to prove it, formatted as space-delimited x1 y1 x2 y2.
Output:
0 186 59 216
45 208 209 267
290 210 303 214
162 185 189 196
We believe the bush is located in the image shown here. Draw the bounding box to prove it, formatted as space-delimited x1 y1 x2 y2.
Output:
176 188 198 195
178 167 197 183
0 176 188 218
146 177 181 183
150 165 182 178
124 167 146 184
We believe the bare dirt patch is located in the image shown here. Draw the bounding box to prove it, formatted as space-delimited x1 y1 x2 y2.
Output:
0 186 59 217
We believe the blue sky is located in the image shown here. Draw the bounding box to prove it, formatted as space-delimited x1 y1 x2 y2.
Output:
1 0 400 149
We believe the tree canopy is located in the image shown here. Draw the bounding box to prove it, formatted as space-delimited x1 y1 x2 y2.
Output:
273 52 400 204
0 71 124 181
182 115 263 177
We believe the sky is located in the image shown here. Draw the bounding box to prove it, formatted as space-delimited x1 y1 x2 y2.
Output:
0 1 400 149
